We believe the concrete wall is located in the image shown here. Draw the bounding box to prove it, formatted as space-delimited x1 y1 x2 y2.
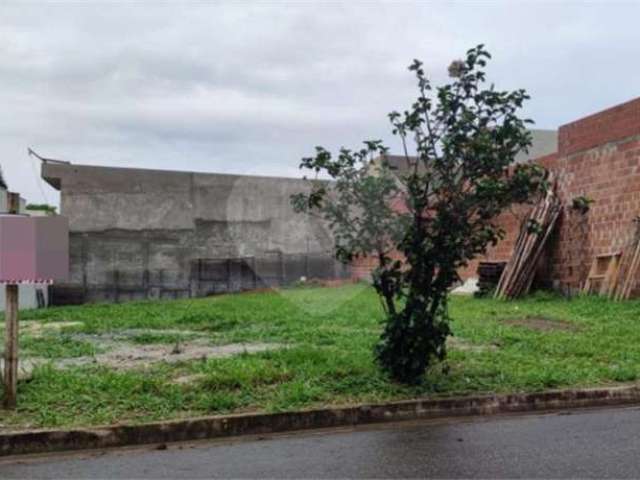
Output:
514 129 558 164
43 163 339 303
0 285 47 312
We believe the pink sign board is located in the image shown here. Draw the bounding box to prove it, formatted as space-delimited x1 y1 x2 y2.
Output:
0 215 69 284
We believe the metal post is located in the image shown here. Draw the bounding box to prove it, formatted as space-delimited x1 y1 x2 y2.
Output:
113 269 120 303
280 252 285 286
3 192 20 409
252 256 257 290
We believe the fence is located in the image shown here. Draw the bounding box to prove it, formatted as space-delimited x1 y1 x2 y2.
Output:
50 252 351 305
190 252 351 297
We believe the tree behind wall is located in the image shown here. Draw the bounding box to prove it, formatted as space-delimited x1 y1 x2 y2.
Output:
293 45 546 384
0 166 7 190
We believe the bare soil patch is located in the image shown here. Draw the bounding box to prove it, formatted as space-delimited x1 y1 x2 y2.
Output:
18 321 85 336
170 373 207 385
503 317 579 332
85 341 283 369
4 324 285 379
6 342 283 379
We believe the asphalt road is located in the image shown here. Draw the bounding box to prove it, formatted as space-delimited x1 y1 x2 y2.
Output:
3 406 640 479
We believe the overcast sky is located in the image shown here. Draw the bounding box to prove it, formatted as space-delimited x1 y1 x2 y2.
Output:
1 1 639 206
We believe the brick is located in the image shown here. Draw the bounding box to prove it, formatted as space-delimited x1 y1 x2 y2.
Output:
354 97 640 294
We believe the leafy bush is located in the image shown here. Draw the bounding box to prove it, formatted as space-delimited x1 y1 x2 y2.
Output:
293 46 545 384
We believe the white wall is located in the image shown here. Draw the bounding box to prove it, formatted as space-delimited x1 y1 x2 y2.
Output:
0 285 48 311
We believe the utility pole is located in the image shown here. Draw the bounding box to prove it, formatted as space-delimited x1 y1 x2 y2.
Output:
3 192 20 409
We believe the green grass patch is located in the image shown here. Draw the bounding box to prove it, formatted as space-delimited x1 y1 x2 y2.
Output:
20 335 98 359
2 285 640 430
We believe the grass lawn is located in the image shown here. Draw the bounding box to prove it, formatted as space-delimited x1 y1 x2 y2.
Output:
1 283 640 431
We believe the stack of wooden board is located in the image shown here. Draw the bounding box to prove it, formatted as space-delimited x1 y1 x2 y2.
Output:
495 178 562 300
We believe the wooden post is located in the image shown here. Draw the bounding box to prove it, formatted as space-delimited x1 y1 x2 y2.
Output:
3 192 20 409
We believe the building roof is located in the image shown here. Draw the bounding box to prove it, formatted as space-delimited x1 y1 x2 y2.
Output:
42 128 558 192
375 129 558 173
514 129 558 163
41 162 311 192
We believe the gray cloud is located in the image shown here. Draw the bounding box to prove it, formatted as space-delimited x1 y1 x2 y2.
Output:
1 1 638 206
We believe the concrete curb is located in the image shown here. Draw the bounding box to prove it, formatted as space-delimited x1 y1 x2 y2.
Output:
2 384 640 457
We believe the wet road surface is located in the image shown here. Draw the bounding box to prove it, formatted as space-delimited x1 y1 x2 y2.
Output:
2 406 640 478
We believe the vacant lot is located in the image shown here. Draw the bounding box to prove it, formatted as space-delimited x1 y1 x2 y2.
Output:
1 283 639 430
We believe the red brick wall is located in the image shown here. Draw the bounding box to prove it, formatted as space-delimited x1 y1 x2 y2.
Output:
458 202 531 280
547 100 640 292
474 97 640 293
352 96 640 293
352 255 378 280
559 97 640 157
458 153 560 281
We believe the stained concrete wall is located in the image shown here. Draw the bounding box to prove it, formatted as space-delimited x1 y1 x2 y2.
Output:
42 163 339 303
